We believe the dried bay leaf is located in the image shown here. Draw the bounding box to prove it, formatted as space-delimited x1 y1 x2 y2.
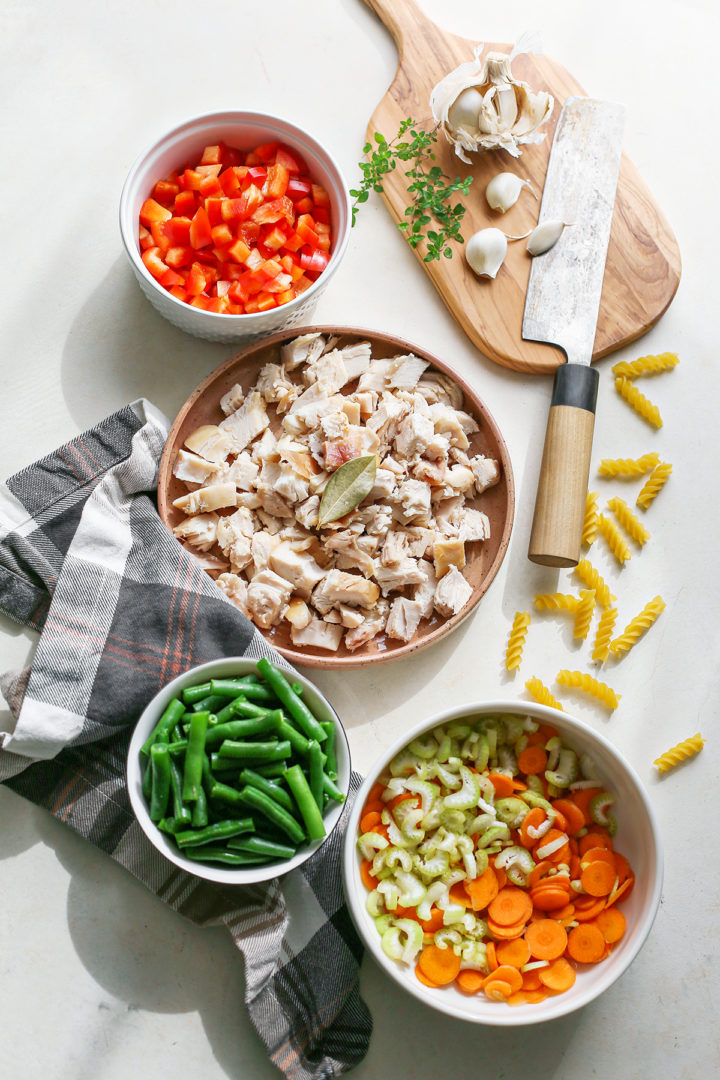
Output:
317 455 377 526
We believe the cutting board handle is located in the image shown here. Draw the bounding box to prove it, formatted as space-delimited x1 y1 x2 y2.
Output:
363 0 438 66
528 364 599 567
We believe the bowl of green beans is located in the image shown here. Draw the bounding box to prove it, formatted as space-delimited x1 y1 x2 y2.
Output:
127 655 350 883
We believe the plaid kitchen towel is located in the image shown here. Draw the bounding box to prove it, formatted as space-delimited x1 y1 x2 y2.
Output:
0 399 371 1080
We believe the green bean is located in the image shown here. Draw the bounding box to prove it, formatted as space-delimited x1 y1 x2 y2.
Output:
210 753 245 773
291 682 304 697
149 743 172 821
238 768 298 815
157 816 191 835
192 693 226 714
257 658 327 743
284 764 326 841
169 756 193 829
218 739 291 762
181 681 213 705
204 712 282 747
210 678 276 703
175 818 255 848
308 740 324 812
253 761 288 779
141 697 185 756
235 784 306 844
227 835 297 860
183 846 270 866
168 739 188 757
182 710 209 803
192 784 209 828
276 717 311 757
208 780 246 807
322 772 346 805
215 696 269 725
320 720 337 780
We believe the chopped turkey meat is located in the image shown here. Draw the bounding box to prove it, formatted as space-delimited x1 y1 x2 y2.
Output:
394 411 434 459
428 403 470 449
324 531 377 577
250 428 279 464
395 479 432 524
374 556 426 596
413 559 438 618
250 531 282 572
368 467 397 500
434 538 466 578
458 507 490 543
184 425 233 463
385 597 424 642
246 570 293 628
339 341 372 383
344 600 389 650
219 391 269 452
284 597 312 630
255 362 299 413
219 383 245 416
269 541 326 598
357 359 392 393
386 354 429 390
215 573 249 614
446 464 475 494
295 495 320 531
224 452 259 491
291 615 343 652
172 512 220 552
434 565 473 617
313 569 380 610
471 455 501 493
173 449 219 486
304 349 348 395
281 331 325 370
181 546 229 576
173 482 237 515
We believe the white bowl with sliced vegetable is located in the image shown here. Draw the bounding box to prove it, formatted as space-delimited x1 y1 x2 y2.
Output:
342 701 662 1025
127 655 350 884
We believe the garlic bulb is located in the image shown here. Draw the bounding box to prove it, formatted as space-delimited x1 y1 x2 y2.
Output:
465 228 508 279
527 220 569 256
430 43 554 162
486 172 536 213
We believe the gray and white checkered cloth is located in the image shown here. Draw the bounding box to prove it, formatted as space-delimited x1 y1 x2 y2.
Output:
0 399 371 1079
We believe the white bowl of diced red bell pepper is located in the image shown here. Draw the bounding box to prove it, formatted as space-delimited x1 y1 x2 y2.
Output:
119 111 352 344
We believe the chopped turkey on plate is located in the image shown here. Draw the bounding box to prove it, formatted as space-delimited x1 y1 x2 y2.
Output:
171 333 501 651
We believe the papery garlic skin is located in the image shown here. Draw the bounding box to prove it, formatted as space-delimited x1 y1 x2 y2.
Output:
431 44 554 162
465 228 508 279
486 172 535 213
527 220 568 256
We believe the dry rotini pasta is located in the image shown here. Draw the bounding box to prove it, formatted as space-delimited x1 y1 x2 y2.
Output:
555 669 621 710
607 496 651 546
582 490 599 547
505 611 531 671
533 593 580 613
598 453 660 478
611 352 679 379
525 677 564 711
615 376 663 428
597 513 632 565
573 589 596 641
636 462 672 510
574 558 615 608
591 606 618 663
610 595 666 657
653 733 705 773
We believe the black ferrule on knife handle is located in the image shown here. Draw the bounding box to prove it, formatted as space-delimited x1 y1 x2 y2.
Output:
550 363 599 412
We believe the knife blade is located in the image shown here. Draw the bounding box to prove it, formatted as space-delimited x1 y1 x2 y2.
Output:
524 96 626 567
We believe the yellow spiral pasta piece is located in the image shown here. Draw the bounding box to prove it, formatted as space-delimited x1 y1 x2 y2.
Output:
610 595 666 657
636 462 672 510
582 490 599 547
615 376 663 428
574 558 615 608
607 496 651 546
611 352 679 379
555 670 621 710
533 593 580 613
597 513 632 565
573 589 596 641
505 611 530 671
591 606 618 664
653 733 705 773
525 677 564 711
598 453 660 478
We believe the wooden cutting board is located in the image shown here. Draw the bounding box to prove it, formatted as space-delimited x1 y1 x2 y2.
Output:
363 0 681 374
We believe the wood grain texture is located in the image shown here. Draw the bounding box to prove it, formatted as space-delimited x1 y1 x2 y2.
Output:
528 405 595 567
363 0 681 374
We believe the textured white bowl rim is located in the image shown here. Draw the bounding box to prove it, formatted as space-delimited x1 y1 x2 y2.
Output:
342 699 663 1026
127 656 350 884
118 109 351 325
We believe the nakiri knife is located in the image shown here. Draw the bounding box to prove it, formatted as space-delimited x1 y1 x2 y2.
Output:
524 96 626 567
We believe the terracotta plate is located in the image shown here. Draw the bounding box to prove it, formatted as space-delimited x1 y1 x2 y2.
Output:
157 325 515 667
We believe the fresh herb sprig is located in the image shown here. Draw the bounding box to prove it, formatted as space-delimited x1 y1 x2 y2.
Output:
350 118 473 262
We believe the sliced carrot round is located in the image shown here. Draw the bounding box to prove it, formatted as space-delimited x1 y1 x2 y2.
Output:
486 940 498 971
488 886 533 927
530 887 570 911
580 860 616 897
487 916 529 939
521 969 544 991
551 797 586 835
517 745 548 775
360 810 382 833
567 922 606 963
578 828 613 853
418 906 445 934
581 846 616 867
455 969 485 994
464 866 499 911
538 956 577 991
360 859 377 891
594 907 627 943
524 918 569 960
486 964 523 993
520 806 550 848
415 963 441 988
417 943 461 985
488 772 515 798
495 937 531 968
484 978 513 1001
572 897 606 922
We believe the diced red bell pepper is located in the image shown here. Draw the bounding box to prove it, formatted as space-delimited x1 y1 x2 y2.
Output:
299 248 330 273
198 174 223 198
251 196 294 226
228 238 252 264
141 246 169 281
140 198 172 228
185 261 213 296
162 216 192 246
211 223 234 248
138 224 154 250
174 190 197 217
245 166 268 186
264 163 290 198
295 214 320 247
294 196 314 215
252 141 280 163
205 197 225 226
189 206 213 249
275 144 308 174
152 179 180 206
181 168 205 192
311 183 330 207
286 177 312 201
199 144 224 166
159 266 185 288
165 245 194 268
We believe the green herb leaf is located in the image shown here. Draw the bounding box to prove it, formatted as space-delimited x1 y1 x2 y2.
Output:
317 456 377 526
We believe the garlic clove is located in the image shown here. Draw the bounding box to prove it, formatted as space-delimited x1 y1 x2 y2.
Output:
485 172 536 213
465 228 508 278
526 221 569 256
447 87 483 134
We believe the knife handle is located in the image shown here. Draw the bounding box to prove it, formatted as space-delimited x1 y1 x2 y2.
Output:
528 364 599 568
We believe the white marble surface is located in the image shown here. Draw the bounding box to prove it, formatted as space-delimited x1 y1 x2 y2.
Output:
1 1 718 1077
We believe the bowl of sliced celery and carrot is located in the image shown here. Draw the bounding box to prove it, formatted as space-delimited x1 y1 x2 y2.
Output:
127 655 350 884
342 701 662 1024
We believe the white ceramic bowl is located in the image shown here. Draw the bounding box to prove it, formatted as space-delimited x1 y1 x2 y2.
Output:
127 656 350 884
342 700 663 1025
119 110 351 343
